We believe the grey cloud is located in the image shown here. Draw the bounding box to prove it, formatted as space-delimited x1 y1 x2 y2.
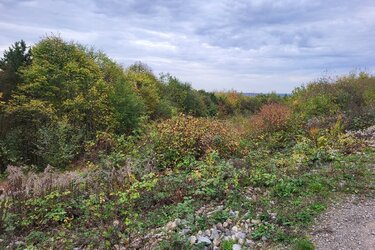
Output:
0 0 374 92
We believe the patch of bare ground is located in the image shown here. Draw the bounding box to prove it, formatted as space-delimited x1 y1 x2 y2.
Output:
310 195 375 250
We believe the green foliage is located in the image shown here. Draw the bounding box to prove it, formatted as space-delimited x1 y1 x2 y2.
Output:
291 73 375 127
0 36 112 168
251 223 275 240
1 99 57 166
0 40 31 102
109 78 146 134
293 238 315 250
159 74 214 117
147 114 241 168
125 62 162 119
26 231 47 245
221 239 236 250
34 119 82 168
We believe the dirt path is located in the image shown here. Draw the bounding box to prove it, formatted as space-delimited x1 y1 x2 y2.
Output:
310 196 375 250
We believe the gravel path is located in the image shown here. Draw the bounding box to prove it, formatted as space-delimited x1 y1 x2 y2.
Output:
311 196 375 250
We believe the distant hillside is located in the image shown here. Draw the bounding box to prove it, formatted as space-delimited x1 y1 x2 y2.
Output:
243 92 290 97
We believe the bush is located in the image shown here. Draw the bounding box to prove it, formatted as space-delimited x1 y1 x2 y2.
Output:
249 103 292 134
34 119 82 169
146 114 241 169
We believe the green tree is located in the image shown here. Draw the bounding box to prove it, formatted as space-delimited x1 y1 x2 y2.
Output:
125 62 162 119
0 40 31 102
85 53 147 133
1 36 112 168
109 79 146 134
159 74 211 117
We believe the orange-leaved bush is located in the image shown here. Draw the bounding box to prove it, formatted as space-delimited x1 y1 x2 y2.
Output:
147 114 241 169
249 103 292 134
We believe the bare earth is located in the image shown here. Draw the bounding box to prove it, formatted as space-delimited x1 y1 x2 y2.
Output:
311 196 375 250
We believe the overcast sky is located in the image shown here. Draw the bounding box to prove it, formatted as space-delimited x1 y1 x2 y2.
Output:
1 0 374 93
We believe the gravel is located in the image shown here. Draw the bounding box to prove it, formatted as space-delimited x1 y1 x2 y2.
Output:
311 196 375 250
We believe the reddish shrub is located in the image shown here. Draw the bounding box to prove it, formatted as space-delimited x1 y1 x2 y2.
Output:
249 103 292 133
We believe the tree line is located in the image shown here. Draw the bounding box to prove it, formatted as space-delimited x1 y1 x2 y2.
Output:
0 36 283 170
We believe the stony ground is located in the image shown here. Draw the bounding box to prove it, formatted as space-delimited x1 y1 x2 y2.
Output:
310 195 375 250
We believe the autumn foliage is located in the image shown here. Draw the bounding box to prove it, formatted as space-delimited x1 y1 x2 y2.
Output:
249 103 292 134
148 114 241 168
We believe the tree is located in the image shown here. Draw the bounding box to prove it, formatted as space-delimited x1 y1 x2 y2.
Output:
109 79 146 134
1 36 112 168
0 40 31 102
125 62 162 119
84 53 147 133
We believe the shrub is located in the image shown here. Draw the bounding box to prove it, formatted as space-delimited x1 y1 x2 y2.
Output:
249 103 292 134
146 114 241 169
301 94 340 119
35 119 82 169
347 105 375 130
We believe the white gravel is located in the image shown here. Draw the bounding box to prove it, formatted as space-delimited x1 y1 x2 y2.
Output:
311 196 375 250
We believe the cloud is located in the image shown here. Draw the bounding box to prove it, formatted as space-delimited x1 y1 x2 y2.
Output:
0 0 374 92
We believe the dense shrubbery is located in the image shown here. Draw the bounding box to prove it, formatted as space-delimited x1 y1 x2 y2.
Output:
0 36 375 249
291 73 375 129
146 114 242 169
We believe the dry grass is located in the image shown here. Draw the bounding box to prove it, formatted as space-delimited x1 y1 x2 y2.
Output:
3 160 134 200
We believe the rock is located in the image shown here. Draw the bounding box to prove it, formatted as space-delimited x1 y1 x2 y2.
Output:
223 235 230 241
270 213 277 220
238 238 245 245
15 241 25 246
113 246 125 250
207 205 224 216
213 238 221 246
223 221 229 228
113 219 120 227
181 227 191 235
189 236 197 245
231 225 239 232
235 232 246 239
166 219 179 231
213 247 220 250
153 233 163 238
217 222 224 231
245 239 254 246
205 229 211 236
232 244 242 250
251 219 260 225
197 236 212 246
261 236 267 241
130 239 142 249
211 229 220 240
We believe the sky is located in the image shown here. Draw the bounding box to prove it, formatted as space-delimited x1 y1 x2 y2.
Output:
0 0 374 93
